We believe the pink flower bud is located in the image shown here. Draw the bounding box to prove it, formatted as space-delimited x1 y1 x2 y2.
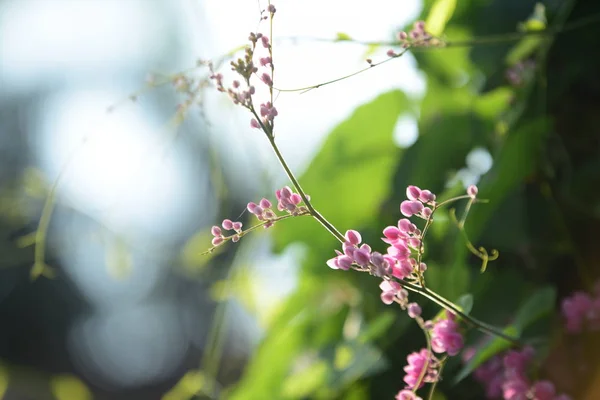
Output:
388 243 410 260
419 262 427 272
326 257 340 269
211 226 222 236
398 219 415 233
232 80 240 88
261 36 270 48
383 226 403 243
381 291 396 305
393 259 413 279
267 4 276 13
422 207 432 218
247 202 259 214
222 219 233 230
290 193 302 205
397 31 408 41
343 244 356 259
337 255 353 270
407 303 422 318
261 73 272 86
250 118 260 129
211 236 224 246
406 185 421 201
414 21 426 31
259 198 272 209
345 230 362 245
395 389 421 400
353 247 371 267
280 186 293 198
232 221 242 231
419 189 436 203
467 184 478 198
531 381 556 400
231 234 240 243
386 49 397 57
400 200 424 217
408 238 421 249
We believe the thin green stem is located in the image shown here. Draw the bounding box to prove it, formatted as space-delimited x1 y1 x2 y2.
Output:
266 136 346 243
201 211 311 255
273 48 409 94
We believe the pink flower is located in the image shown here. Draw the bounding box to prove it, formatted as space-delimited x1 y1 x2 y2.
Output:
250 118 260 129
403 348 438 389
400 200 424 217
345 230 362 245
407 302 421 318
261 35 270 48
398 218 416 233
430 316 464 356
562 291 593 333
395 390 422 400
530 380 556 400
222 219 234 230
502 377 529 400
467 184 478 198
392 259 413 279
380 280 401 305
326 254 352 270
406 185 421 201
261 73 273 86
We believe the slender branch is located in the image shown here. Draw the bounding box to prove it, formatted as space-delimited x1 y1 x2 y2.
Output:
273 48 409 94
202 211 311 255
266 136 346 242
279 12 600 49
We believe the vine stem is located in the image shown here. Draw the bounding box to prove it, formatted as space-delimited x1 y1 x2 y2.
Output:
262 132 521 346
267 136 346 243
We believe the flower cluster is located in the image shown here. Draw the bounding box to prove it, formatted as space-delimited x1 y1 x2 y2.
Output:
326 230 381 272
402 348 440 390
430 312 464 356
211 219 243 246
381 185 437 283
561 281 600 333
387 21 442 57
247 197 276 228
209 186 308 250
466 346 571 400
398 312 464 393
208 6 278 134
395 390 423 400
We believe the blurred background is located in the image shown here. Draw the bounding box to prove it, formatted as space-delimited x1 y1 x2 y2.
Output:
0 0 599 399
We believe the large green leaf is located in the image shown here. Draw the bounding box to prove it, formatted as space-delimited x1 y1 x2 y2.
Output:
272 90 410 254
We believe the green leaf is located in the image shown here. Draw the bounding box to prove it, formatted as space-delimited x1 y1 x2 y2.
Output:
455 293 474 315
512 286 556 332
357 311 395 343
281 359 330 398
272 90 410 255
335 32 353 41
329 341 387 391
506 36 544 65
474 87 514 120
425 0 457 36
